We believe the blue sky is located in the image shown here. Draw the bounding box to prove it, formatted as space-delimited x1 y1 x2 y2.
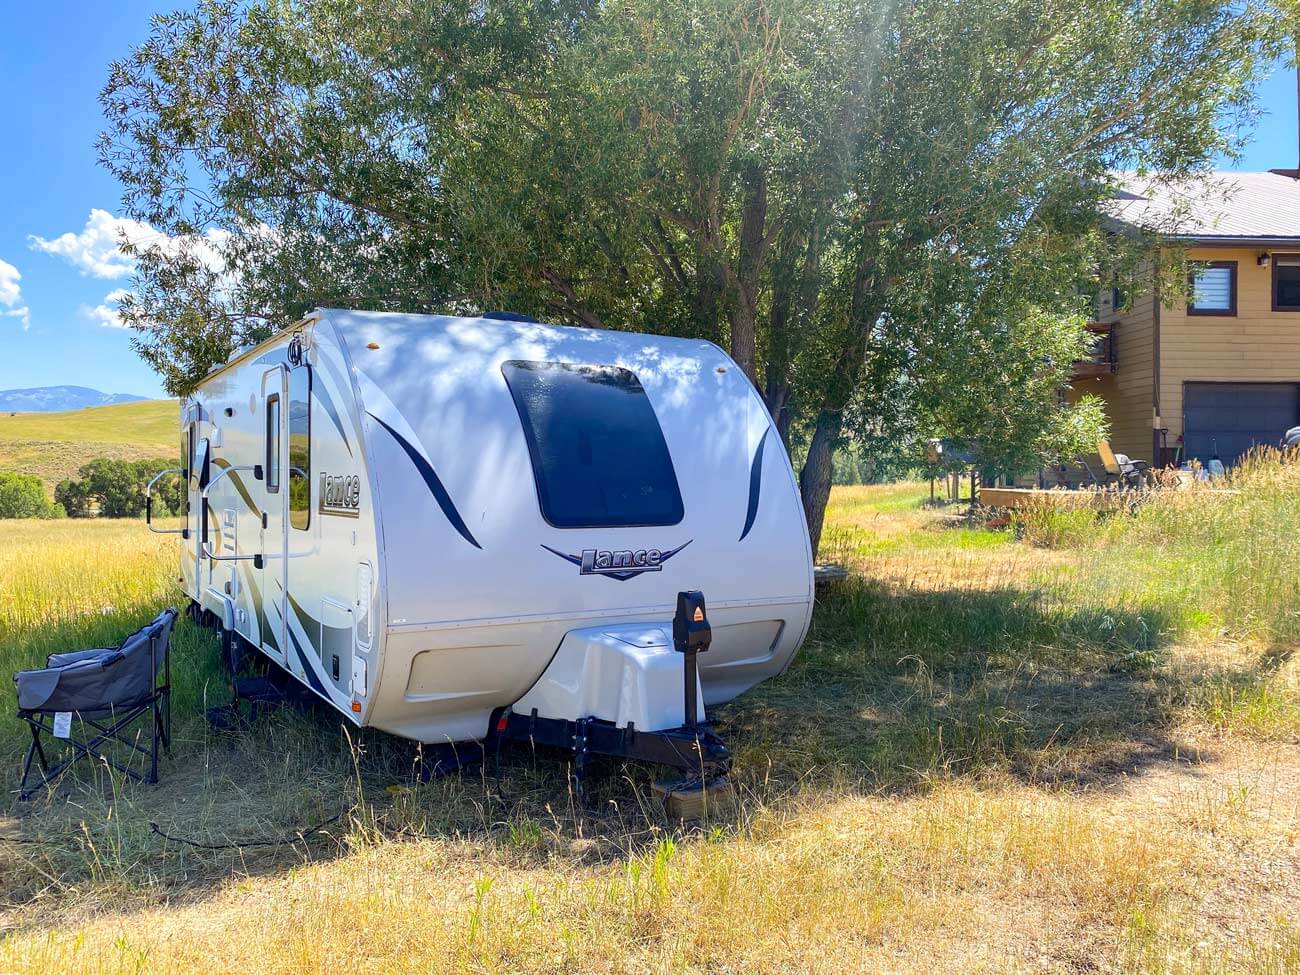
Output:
0 5 1295 400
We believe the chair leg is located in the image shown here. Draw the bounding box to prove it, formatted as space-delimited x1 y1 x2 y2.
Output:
18 727 42 800
29 720 49 772
149 715 159 786
162 686 172 755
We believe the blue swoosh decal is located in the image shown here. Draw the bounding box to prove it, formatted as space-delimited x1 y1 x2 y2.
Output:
370 413 482 550
287 625 328 697
739 428 769 541
316 381 354 458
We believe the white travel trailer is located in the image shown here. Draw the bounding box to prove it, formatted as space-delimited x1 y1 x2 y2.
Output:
151 308 813 778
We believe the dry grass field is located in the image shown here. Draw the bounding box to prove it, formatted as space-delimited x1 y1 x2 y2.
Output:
0 472 1297 974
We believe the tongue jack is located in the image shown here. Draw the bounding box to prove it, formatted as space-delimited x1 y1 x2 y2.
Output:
672 590 711 729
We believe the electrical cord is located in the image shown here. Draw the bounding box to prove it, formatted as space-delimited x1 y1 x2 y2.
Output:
0 809 348 852
148 810 348 850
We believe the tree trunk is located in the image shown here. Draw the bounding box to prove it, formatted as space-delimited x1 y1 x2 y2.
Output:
728 163 768 384
799 233 884 560
800 408 842 560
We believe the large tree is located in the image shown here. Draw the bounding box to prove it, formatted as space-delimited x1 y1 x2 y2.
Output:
102 0 1283 554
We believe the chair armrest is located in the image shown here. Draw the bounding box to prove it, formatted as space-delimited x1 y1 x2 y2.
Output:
45 648 117 668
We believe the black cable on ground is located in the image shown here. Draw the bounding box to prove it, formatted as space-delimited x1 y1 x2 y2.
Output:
0 810 348 852
147 810 348 850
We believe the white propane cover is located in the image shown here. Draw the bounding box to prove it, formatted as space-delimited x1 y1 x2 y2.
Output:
512 625 705 731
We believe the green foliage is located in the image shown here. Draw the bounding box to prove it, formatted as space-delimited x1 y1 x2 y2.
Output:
0 472 64 519
99 0 1288 552
831 445 917 486
55 459 185 519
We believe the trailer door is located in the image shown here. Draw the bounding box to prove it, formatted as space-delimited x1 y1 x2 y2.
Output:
260 368 289 667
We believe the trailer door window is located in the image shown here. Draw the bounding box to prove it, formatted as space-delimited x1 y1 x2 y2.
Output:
288 368 311 529
502 360 684 528
265 394 281 494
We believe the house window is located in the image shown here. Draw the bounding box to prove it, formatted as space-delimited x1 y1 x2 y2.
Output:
1188 261 1236 316
1273 254 1300 312
288 367 311 530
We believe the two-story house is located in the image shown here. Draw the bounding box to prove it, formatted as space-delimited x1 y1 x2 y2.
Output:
1071 171 1300 467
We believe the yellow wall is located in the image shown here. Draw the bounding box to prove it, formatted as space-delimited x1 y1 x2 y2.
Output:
1070 285 1156 461
1071 245 1300 465
1158 246 1300 451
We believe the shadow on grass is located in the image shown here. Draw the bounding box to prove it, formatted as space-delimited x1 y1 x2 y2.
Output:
723 575 1213 789
1 574 1288 927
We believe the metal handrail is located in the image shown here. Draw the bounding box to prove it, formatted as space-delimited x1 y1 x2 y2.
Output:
201 464 264 568
145 468 188 536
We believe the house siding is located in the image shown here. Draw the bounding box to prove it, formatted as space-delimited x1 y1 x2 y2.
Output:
1069 283 1155 462
1160 245 1300 458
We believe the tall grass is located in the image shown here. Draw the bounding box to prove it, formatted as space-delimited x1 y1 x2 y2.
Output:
0 519 225 766
1013 452 1300 644
0 476 1296 973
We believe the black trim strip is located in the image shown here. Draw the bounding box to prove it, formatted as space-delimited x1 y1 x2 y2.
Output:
370 413 482 550
739 428 769 541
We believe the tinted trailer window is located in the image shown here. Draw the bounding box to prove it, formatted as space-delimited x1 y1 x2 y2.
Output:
502 361 684 528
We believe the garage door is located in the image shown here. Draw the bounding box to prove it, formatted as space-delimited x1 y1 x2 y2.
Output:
1183 382 1300 466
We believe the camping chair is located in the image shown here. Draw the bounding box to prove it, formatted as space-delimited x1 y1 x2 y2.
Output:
14 608 177 800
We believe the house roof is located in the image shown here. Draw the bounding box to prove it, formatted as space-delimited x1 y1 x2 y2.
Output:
1105 171 1300 244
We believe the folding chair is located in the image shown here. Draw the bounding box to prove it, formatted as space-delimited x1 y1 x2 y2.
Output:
14 608 177 800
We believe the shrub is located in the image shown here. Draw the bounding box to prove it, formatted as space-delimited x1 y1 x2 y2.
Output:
0 472 64 519
55 458 184 518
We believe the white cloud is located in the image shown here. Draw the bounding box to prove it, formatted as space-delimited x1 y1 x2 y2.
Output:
29 209 154 278
0 257 30 330
0 258 21 306
29 208 232 280
82 288 132 329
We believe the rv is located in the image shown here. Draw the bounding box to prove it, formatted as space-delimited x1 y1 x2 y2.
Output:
150 309 814 778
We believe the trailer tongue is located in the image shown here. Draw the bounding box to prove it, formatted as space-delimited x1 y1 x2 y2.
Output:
488 591 732 796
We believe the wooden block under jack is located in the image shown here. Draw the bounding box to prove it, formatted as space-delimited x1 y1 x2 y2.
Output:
653 776 735 820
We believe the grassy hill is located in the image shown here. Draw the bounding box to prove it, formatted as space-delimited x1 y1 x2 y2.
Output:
0 399 178 491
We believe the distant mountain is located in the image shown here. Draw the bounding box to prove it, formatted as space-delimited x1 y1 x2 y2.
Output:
0 386 148 413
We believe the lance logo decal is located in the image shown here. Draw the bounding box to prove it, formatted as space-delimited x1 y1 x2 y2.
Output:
319 472 361 516
541 540 693 581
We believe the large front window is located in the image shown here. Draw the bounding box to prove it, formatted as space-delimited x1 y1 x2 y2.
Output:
502 360 684 528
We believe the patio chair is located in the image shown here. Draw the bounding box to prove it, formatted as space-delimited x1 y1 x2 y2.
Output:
14 608 177 800
1079 441 1149 488
1098 441 1150 487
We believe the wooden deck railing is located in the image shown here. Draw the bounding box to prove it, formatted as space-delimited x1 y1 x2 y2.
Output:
1071 321 1117 379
